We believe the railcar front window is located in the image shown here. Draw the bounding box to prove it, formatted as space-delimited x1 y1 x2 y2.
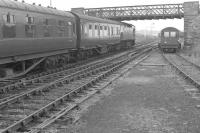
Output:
170 32 176 37
164 32 169 38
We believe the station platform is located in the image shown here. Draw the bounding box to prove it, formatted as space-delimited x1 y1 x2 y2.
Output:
61 51 200 132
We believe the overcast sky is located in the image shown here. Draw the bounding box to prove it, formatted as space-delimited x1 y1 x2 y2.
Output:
25 0 199 32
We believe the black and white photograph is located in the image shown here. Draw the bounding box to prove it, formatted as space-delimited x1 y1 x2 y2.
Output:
0 0 200 132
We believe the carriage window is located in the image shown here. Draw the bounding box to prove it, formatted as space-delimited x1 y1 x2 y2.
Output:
3 14 15 24
25 25 35 37
44 28 50 37
65 21 73 37
89 25 92 30
44 19 49 25
25 16 35 37
57 20 65 37
164 32 169 38
170 32 176 37
72 22 75 34
81 25 84 35
58 27 65 37
111 27 114 35
26 16 34 24
43 19 50 37
117 27 120 35
2 14 16 38
58 20 65 26
95 25 98 30
84 25 88 34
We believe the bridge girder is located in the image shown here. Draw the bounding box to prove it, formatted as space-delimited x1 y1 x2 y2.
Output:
84 4 184 21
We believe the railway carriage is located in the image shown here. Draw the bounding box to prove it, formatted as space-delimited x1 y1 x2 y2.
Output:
159 27 181 52
0 0 135 78
75 14 135 57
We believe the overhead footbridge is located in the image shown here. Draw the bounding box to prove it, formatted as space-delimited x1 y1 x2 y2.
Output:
82 4 184 21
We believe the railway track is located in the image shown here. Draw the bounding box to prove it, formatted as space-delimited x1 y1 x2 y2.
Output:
0 41 157 86
0 43 152 88
0 50 124 87
30 47 155 133
0 43 155 103
0 44 156 133
162 53 200 90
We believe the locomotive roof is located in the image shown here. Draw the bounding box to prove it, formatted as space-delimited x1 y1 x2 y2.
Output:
161 27 179 32
0 0 74 17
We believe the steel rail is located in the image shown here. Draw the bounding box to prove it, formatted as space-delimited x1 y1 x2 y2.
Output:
0 43 155 104
0 43 149 93
0 46 155 133
162 54 200 90
0 56 131 109
29 49 154 133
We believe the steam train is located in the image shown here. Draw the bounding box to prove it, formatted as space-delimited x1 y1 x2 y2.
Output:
0 0 135 78
159 27 181 52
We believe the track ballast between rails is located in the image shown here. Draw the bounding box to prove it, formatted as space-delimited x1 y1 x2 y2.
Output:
0 43 157 133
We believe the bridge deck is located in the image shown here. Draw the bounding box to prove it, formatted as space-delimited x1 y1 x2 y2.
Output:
84 4 184 21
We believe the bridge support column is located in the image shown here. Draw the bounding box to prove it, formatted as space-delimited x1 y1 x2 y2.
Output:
71 8 85 14
184 1 199 46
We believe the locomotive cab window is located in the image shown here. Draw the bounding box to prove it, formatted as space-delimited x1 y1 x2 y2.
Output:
2 13 16 38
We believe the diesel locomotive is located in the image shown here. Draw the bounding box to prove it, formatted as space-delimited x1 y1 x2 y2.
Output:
0 0 135 78
159 27 181 52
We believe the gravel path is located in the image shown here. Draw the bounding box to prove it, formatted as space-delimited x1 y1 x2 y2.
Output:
48 51 200 133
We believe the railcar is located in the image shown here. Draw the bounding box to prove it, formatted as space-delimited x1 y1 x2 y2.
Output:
0 0 135 78
159 27 181 52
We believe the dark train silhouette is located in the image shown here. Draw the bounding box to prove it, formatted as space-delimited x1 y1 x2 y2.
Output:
0 0 135 78
159 27 181 52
